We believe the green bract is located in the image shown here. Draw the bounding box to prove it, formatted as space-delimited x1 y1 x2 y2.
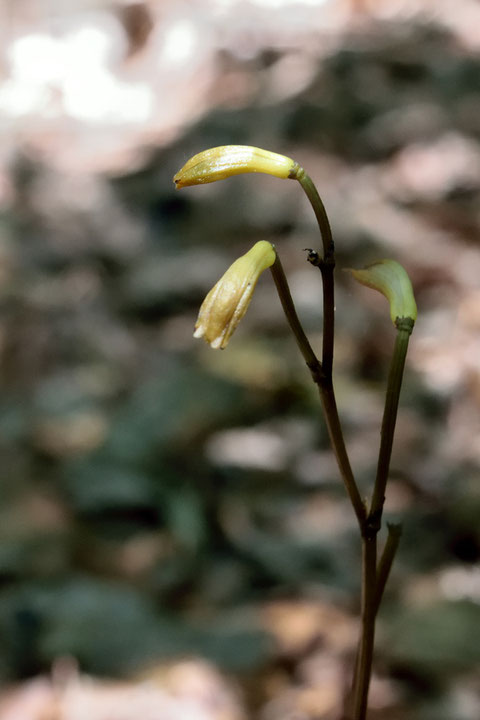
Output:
348 260 417 327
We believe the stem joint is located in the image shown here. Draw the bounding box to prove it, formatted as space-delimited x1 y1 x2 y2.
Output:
365 509 382 538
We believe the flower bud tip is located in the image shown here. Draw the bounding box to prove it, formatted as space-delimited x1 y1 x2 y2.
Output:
174 146 296 188
194 240 276 349
348 259 417 328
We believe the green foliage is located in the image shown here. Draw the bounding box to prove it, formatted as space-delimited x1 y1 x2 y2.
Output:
385 600 480 672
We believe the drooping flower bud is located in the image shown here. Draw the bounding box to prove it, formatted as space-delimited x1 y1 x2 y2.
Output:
174 146 296 188
194 241 276 349
348 260 417 328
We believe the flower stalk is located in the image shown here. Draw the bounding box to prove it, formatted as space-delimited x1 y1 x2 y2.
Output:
369 319 414 528
173 145 417 720
290 165 336 378
269 253 322 380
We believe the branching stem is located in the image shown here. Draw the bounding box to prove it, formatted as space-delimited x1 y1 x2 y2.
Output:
374 523 402 615
273 169 412 720
270 255 366 528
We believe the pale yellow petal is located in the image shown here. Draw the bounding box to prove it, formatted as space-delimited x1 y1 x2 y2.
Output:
174 146 295 188
194 241 276 348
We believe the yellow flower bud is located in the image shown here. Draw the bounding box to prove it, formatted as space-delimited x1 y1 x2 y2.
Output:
348 259 417 327
194 241 276 349
174 146 296 188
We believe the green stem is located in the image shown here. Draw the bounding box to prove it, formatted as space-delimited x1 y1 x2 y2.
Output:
369 320 413 527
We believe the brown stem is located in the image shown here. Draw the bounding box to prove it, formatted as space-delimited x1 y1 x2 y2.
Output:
318 382 366 528
270 254 365 528
374 523 402 615
369 321 413 528
351 534 377 720
269 254 323 383
291 166 336 379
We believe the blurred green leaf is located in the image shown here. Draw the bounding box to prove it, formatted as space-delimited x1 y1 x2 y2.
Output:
384 600 480 672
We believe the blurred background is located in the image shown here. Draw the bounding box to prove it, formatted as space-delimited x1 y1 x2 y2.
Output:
0 0 479 718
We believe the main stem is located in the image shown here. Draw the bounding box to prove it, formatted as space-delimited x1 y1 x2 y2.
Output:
351 321 413 720
318 382 366 527
292 166 335 378
271 255 365 528
277 169 411 720
352 535 377 720
284 167 366 528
